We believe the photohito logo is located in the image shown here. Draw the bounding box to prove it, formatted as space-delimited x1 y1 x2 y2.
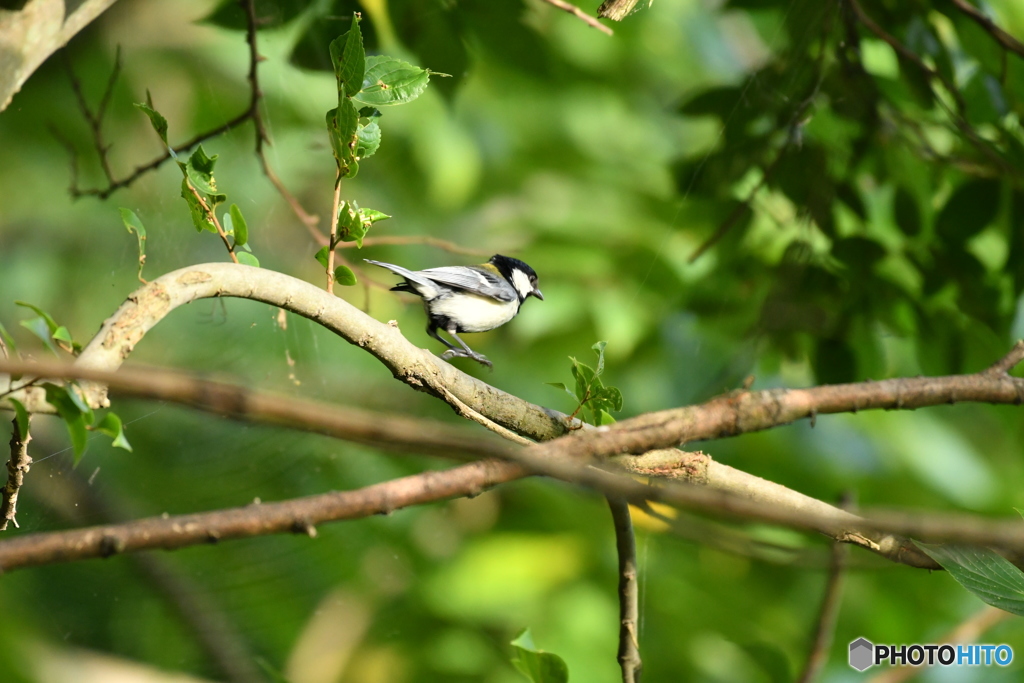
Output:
849 638 1013 671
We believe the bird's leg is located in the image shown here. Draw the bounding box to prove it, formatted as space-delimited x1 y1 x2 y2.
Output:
427 324 457 350
440 327 493 368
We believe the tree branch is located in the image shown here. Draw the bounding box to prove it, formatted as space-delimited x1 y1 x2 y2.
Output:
608 497 641 683
949 0 1024 62
796 498 850 683
540 0 613 35
1 416 32 530
7 265 1024 572
0 459 522 571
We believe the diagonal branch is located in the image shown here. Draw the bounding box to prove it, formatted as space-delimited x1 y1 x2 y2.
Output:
540 0 613 35
949 0 1024 62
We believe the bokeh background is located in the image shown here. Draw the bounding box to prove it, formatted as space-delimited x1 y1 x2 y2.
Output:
2 0 1024 680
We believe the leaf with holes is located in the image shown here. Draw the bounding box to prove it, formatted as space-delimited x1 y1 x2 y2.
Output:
355 55 431 107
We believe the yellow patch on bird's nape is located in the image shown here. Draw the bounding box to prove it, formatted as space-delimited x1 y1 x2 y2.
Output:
479 263 501 275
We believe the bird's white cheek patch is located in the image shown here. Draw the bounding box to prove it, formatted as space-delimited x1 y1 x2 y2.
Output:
511 269 534 299
433 295 518 333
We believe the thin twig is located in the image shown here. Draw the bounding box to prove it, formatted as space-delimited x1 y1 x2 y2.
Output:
185 182 240 263
56 0 321 238
540 0 614 35
327 172 342 292
949 0 1024 61
239 0 321 234
608 497 641 683
796 496 851 683
848 0 1015 176
1 417 32 530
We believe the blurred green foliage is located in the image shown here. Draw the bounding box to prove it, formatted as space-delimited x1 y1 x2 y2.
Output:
3 0 1024 681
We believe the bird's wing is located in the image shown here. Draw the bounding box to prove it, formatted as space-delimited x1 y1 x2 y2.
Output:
418 266 517 301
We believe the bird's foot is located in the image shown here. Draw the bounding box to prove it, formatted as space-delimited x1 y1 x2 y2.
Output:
441 349 493 368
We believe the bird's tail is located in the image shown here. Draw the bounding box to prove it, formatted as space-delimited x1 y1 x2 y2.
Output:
364 259 434 292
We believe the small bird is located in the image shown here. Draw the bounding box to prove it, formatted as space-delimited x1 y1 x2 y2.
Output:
366 254 544 367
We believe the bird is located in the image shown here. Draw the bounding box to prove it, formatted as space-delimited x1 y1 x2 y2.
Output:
365 254 544 367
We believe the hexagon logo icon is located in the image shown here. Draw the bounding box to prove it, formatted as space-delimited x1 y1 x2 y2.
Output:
849 638 874 671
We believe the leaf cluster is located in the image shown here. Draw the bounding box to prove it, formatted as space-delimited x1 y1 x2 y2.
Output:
548 342 623 426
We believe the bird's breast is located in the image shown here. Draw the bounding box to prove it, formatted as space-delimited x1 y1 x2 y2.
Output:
431 293 520 333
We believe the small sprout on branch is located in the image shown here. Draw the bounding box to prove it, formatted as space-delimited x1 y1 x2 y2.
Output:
118 208 148 283
15 301 81 355
41 382 132 462
547 341 623 426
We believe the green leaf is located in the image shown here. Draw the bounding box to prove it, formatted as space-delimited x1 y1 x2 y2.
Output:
181 178 216 233
935 179 1000 246
19 318 58 355
119 208 147 280
893 187 921 236
15 301 59 335
337 201 369 246
134 91 168 146
594 385 623 412
236 252 260 267
570 359 599 403
355 120 381 160
185 145 219 195
51 326 74 350
95 412 132 452
360 208 391 224
9 398 29 438
327 95 361 177
329 13 365 98
917 543 1024 616
510 629 568 683
229 204 248 247
0 320 17 356
314 246 331 270
545 382 578 401
334 265 357 286
355 55 431 107
592 340 607 377
43 383 89 462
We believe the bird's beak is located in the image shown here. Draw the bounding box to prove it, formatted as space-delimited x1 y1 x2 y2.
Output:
531 289 544 301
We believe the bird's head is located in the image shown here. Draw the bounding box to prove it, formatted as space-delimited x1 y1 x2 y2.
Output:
489 254 543 302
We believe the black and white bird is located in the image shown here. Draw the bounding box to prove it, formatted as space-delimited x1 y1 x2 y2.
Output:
365 254 543 367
